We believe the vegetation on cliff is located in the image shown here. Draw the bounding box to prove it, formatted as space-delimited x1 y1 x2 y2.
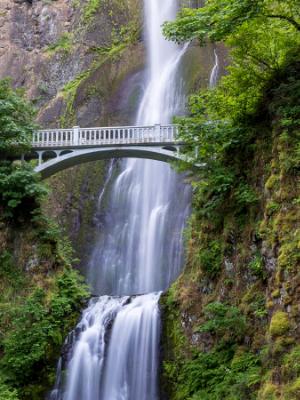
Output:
161 0 300 399
0 80 89 399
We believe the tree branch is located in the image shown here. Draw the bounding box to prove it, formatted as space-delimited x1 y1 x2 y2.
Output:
266 14 300 31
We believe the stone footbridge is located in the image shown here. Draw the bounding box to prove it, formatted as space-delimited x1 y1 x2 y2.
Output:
29 124 190 179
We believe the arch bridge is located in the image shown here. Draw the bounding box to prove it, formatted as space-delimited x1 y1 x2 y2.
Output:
30 124 190 179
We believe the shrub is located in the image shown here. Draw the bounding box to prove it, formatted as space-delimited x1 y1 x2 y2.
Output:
282 346 300 381
1 268 89 388
0 380 19 400
197 240 222 278
0 162 47 221
198 302 247 343
173 348 260 400
0 79 36 157
249 253 266 280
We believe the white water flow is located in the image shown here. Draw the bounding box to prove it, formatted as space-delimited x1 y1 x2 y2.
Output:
49 1 190 399
209 48 219 88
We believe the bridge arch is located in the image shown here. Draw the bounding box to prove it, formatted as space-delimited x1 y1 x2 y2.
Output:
34 146 183 179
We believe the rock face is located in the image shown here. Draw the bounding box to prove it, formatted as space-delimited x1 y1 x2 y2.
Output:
0 0 144 127
0 0 75 97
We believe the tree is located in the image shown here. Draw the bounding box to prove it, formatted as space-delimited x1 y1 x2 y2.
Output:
163 0 300 225
0 80 46 221
163 0 300 44
0 79 36 158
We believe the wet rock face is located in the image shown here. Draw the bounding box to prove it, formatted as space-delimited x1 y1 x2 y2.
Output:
0 0 144 127
0 0 74 102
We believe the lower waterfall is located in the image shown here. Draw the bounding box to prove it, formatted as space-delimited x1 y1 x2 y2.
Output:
50 295 161 400
49 1 190 399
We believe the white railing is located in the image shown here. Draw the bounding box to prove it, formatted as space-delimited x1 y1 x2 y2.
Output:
32 124 179 148
180 0 202 8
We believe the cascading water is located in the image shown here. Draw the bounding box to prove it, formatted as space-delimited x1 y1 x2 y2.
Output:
87 0 190 297
50 1 190 399
209 49 219 88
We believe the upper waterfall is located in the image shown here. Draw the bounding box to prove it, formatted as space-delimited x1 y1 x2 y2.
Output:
87 0 190 296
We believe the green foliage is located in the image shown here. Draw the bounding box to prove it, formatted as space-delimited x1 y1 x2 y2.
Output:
0 268 89 389
162 294 259 400
0 378 19 400
0 79 36 157
197 240 222 278
0 81 46 223
198 302 247 343
167 346 261 400
0 162 48 221
176 94 260 224
162 1 299 399
282 346 300 382
247 292 267 319
164 0 300 43
0 251 25 297
249 253 266 280
164 0 299 228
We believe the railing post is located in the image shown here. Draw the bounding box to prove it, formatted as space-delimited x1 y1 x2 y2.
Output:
73 126 80 145
155 124 161 142
174 125 179 141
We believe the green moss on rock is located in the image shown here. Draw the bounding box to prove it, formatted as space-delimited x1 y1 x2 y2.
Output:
269 311 290 337
258 382 279 400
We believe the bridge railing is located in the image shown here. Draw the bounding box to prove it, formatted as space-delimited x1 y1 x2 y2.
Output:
32 124 179 148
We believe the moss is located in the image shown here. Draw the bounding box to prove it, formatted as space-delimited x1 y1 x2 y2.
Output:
283 378 300 400
283 295 293 306
44 161 107 264
271 337 293 355
282 346 300 382
266 201 281 217
271 289 280 299
83 0 102 22
266 301 274 310
160 285 190 400
60 70 91 126
46 33 73 55
269 311 290 337
265 174 280 191
278 235 300 272
258 382 279 400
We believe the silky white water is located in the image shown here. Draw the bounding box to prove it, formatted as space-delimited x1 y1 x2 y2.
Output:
49 1 190 399
209 49 219 88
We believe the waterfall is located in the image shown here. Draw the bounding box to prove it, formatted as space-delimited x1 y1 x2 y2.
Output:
49 1 190 399
209 49 219 88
